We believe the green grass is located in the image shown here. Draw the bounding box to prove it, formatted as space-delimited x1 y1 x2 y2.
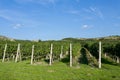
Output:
0 60 120 80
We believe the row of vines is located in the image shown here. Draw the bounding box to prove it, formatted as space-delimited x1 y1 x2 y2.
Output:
0 40 120 66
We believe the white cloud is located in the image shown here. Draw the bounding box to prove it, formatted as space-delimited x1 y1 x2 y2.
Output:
0 10 13 20
84 7 104 19
0 9 41 28
37 0 56 5
49 0 56 3
67 10 80 15
84 16 93 20
0 9 26 21
90 7 103 19
14 0 57 5
91 7 102 18
75 0 80 3
82 25 89 28
13 23 24 29
0 14 10 20
81 24 93 29
90 7 96 12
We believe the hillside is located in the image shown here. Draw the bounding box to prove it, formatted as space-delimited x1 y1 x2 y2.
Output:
0 35 120 42
62 35 120 41
101 35 120 40
0 35 15 41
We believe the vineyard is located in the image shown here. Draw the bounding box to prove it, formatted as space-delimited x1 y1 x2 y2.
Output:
0 38 120 67
0 37 120 80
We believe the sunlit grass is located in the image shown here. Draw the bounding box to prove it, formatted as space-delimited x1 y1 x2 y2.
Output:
0 60 120 80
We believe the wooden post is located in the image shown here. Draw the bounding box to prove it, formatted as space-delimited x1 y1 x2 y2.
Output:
99 41 101 68
104 53 107 58
49 44 53 66
70 43 72 67
31 45 34 64
117 56 119 63
15 43 20 62
2 44 7 62
60 46 63 59
19 44 21 61
12 54 15 61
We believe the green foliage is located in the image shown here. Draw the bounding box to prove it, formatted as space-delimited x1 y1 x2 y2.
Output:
115 42 120 57
79 48 98 67
0 38 120 65
89 42 99 59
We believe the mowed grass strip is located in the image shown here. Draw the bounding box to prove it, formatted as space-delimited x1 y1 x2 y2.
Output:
0 61 120 80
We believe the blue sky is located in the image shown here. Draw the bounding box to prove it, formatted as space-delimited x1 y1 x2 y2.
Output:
0 0 120 40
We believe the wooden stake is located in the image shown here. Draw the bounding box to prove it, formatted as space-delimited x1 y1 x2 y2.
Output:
104 53 107 58
31 45 34 64
49 44 53 66
99 41 101 68
19 44 21 61
12 54 15 61
117 56 119 63
15 43 20 62
60 46 63 59
2 44 7 62
70 43 72 67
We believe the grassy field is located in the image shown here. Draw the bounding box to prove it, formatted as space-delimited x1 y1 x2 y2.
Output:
0 61 120 80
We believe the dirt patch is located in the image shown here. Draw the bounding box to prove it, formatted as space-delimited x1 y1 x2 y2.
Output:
33 62 48 66
47 70 55 73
